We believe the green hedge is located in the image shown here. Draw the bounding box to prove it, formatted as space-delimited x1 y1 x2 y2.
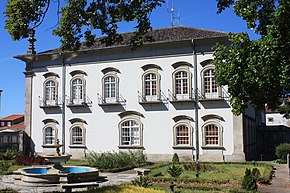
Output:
275 143 290 160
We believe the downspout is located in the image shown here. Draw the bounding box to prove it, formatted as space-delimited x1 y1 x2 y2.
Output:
192 39 200 175
61 52 66 154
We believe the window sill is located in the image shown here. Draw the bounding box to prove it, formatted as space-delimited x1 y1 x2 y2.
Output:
69 145 86 148
201 146 224 150
173 146 195 149
118 145 144 149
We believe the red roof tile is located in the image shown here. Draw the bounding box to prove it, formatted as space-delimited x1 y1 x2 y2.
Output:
0 114 24 121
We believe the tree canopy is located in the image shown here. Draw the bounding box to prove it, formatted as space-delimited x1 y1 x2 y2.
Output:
4 0 290 117
214 0 290 118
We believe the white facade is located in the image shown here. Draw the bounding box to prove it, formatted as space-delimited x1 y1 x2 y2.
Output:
18 27 261 162
266 113 290 127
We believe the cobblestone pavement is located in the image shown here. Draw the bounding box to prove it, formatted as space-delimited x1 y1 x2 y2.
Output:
0 170 137 193
259 164 290 193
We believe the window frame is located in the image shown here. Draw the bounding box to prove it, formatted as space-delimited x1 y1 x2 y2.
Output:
202 121 223 148
43 78 58 106
141 70 161 101
70 75 86 105
102 73 119 103
118 117 143 148
173 121 193 148
69 123 86 147
201 64 220 99
172 67 192 100
42 124 58 146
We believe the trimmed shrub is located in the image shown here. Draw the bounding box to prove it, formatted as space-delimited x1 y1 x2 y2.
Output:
132 175 151 188
172 153 179 164
0 188 19 193
87 150 147 171
167 164 182 178
242 168 257 191
275 143 290 160
0 161 12 175
183 162 216 172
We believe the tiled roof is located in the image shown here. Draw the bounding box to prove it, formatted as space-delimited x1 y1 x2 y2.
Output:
39 26 228 54
0 122 25 131
0 114 24 121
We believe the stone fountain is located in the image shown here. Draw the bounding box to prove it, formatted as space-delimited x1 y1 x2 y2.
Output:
18 140 99 184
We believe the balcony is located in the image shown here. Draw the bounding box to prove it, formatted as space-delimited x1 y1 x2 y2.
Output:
138 91 168 105
199 87 230 102
168 89 195 104
66 95 92 107
39 97 61 108
97 93 126 107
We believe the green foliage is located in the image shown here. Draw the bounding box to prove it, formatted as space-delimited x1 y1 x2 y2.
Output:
0 188 19 193
132 175 151 188
275 143 290 160
87 150 147 171
0 149 19 160
214 0 290 118
5 0 165 51
167 164 182 179
0 161 12 175
172 153 179 164
241 168 258 191
183 162 216 172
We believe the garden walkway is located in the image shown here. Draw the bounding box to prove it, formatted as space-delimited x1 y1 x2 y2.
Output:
258 163 290 193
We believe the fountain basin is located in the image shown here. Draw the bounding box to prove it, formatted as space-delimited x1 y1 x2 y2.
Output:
20 166 99 183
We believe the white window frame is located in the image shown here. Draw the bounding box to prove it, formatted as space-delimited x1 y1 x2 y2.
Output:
70 124 86 146
173 122 193 147
70 76 86 105
43 124 58 145
142 70 161 101
172 67 192 100
201 64 220 99
43 78 58 106
202 121 223 147
119 118 143 147
102 73 119 103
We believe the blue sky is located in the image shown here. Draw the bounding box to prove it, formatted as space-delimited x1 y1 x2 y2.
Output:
0 0 259 118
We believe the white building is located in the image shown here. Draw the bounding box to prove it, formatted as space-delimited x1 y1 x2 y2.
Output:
16 27 264 162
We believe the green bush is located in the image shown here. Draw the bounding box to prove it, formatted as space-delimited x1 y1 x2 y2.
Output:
0 188 19 193
275 143 290 160
0 149 19 160
0 161 12 175
87 150 147 171
132 175 151 188
172 153 179 164
167 164 182 178
242 168 258 191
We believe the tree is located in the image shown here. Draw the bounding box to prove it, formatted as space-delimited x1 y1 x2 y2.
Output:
214 0 290 118
4 0 164 50
5 0 289 117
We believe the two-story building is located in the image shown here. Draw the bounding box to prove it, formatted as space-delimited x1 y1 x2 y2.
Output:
16 26 264 162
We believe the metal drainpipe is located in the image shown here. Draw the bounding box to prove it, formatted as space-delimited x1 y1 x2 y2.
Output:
61 53 66 154
192 39 200 176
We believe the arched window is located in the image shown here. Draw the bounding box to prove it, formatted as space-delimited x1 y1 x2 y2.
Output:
204 69 217 98
42 73 59 107
70 125 86 146
119 116 143 147
202 121 223 147
103 75 118 103
42 124 58 146
173 121 193 147
172 68 192 100
201 63 219 99
71 77 85 104
141 70 161 102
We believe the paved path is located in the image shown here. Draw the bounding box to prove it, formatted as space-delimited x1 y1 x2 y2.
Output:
0 170 138 193
259 164 290 193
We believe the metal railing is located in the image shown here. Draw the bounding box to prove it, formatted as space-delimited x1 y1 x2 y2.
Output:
97 93 126 105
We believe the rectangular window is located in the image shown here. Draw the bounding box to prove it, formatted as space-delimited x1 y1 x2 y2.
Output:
205 124 219 145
